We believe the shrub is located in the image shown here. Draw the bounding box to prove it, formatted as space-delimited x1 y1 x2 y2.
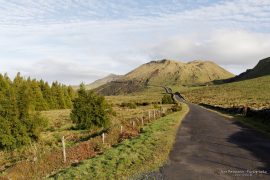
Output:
71 84 112 130
171 104 182 112
120 102 137 109
0 113 48 150
162 94 175 104
153 104 160 109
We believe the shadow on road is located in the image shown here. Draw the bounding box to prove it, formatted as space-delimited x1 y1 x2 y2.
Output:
228 121 270 173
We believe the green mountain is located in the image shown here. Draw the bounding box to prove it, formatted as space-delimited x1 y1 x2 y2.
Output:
96 59 234 95
224 57 270 83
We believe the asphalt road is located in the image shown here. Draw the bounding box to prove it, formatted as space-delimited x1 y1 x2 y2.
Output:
146 103 270 180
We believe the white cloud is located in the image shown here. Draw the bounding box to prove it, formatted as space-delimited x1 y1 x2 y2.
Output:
9 59 108 85
0 0 270 83
146 29 270 74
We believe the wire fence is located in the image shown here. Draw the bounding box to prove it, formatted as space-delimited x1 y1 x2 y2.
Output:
3 107 172 179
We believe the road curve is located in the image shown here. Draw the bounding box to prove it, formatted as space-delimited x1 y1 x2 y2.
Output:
148 103 270 180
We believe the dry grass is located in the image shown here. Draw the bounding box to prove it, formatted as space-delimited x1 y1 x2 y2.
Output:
182 76 270 109
51 104 189 179
1 89 176 179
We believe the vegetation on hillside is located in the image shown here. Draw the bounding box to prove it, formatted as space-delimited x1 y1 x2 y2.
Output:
183 76 270 109
96 80 145 95
123 59 234 85
0 73 75 149
71 84 112 130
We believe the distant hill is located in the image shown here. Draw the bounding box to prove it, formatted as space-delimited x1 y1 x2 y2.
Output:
223 57 270 83
96 59 234 95
86 74 122 90
73 74 122 90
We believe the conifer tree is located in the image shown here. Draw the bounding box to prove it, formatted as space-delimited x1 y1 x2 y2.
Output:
30 79 48 111
0 74 29 149
67 86 76 100
63 86 72 108
0 72 75 149
40 81 54 109
71 84 111 130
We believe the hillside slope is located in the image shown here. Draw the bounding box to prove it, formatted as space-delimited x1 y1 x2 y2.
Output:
183 75 270 109
224 57 270 83
86 74 122 90
123 59 234 85
96 59 234 95
73 74 122 90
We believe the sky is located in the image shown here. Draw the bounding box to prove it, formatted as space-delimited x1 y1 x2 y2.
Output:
0 0 269 85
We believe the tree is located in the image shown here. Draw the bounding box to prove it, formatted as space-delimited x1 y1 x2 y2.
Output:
63 86 72 108
0 116 15 149
51 82 66 109
40 81 54 108
30 79 48 111
0 72 76 149
67 86 76 100
0 74 29 149
70 84 111 130
162 94 175 104
0 73 49 149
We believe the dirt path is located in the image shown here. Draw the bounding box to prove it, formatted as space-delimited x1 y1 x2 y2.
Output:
147 103 270 180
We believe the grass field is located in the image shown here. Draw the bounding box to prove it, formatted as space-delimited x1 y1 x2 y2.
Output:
1 87 179 179
168 76 270 136
51 104 189 179
181 76 270 109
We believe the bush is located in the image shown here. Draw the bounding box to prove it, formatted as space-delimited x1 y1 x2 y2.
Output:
162 94 175 104
0 113 48 150
71 84 112 130
120 102 137 109
171 104 182 112
153 103 160 109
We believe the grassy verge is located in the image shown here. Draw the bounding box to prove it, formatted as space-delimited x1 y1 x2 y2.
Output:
202 106 270 137
235 116 270 137
50 104 189 179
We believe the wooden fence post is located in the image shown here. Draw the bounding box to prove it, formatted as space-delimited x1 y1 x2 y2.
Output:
141 117 144 125
62 136 66 163
102 133 105 144
132 121 135 129
148 111 151 121
121 126 123 134
153 110 156 119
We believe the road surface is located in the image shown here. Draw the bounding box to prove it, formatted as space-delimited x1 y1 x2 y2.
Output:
145 102 270 180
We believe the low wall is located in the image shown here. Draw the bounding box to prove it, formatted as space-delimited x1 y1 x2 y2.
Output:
199 103 270 120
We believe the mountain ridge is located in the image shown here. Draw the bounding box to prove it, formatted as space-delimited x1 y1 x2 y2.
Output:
122 59 234 85
223 57 270 83
96 59 234 95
